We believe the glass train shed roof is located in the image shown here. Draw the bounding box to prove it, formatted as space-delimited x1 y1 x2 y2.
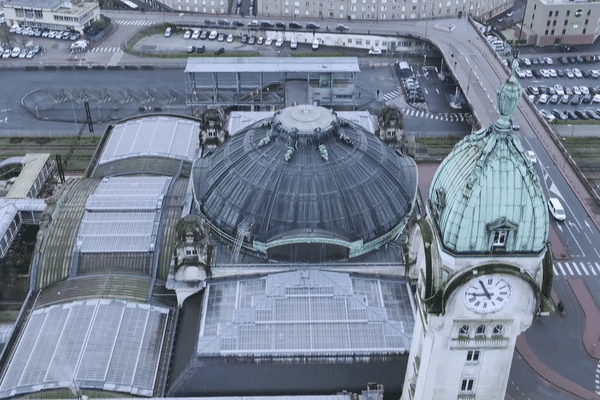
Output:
197 270 415 356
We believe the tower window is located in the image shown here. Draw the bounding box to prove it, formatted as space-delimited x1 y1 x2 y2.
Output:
458 325 470 337
466 350 480 362
476 325 486 336
493 231 507 247
493 324 504 335
461 378 475 392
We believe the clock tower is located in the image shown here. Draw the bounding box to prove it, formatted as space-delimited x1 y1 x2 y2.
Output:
401 60 554 400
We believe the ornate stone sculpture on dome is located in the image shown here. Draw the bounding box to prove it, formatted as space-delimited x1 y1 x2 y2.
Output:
495 59 523 130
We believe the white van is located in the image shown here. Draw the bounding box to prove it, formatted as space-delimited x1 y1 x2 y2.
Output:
548 198 566 221
312 39 319 50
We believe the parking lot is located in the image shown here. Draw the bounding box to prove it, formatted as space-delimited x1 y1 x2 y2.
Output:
510 54 600 122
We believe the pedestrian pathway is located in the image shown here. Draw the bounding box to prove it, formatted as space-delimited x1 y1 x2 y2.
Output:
568 279 600 359
554 261 600 277
89 47 123 53
115 19 155 26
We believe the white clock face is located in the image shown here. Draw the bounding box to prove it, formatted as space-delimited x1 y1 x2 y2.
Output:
464 276 512 313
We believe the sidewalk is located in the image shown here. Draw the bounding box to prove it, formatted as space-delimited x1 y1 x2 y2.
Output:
516 280 600 400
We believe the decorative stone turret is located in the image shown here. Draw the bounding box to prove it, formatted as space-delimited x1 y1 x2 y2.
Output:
167 214 212 306
199 106 228 153
377 106 404 147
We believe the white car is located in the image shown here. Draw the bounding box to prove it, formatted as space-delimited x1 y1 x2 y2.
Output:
368 48 382 55
209 30 218 40
11 47 21 58
275 38 284 47
2 49 10 58
516 68 526 78
593 94 600 103
290 38 297 49
573 68 582 78
548 69 557 77
538 94 549 104
554 84 564 96
539 109 555 121
192 30 200 39
523 58 532 66
526 151 537 164
227 34 234 43
565 69 574 79
265 37 273 45
548 198 566 221
184 30 192 39
544 57 553 65
579 86 589 95
572 86 581 95
164 27 172 37
540 69 550 78
218 33 224 42
525 70 533 78
19 48 28 58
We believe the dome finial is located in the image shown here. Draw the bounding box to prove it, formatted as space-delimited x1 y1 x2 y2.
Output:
495 59 522 130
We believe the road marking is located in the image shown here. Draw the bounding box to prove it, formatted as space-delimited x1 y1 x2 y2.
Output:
581 263 589 275
553 266 558 275
557 263 566 275
565 263 574 275
596 262 600 274
573 263 581 275
591 263 597 275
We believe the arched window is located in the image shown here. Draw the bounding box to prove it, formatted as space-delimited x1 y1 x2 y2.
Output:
458 325 470 337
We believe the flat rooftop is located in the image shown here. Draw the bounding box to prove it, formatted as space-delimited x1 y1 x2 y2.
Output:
185 57 361 74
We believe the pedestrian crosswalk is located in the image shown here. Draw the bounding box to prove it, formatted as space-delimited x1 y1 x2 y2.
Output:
89 47 123 53
554 261 600 277
381 90 400 101
116 19 155 26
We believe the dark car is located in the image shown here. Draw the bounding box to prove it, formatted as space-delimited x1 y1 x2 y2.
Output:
260 21 274 28
196 45 205 53
214 47 225 55
558 56 569 64
582 70 591 78
568 56 577 63
218 19 230 26
560 44 577 52
306 22 321 30
241 34 248 43
275 22 285 28
532 70 541 78
204 19 216 26
557 69 565 77
233 21 244 27
570 95 583 105
565 110 578 120
582 94 593 103
551 109 567 120
186 45 196 53
289 22 303 29
574 110 588 119
585 109 600 119
200 30 208 40
531 58 539 66
576 55 585 63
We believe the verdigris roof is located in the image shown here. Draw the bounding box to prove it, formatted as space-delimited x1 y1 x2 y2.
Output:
193 105 417 249
428 60 548 254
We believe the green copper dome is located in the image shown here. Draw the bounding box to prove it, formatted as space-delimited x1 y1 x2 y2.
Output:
428 61 548 254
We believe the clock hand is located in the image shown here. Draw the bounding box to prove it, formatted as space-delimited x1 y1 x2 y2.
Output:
479 280 492 300
467 293 490 297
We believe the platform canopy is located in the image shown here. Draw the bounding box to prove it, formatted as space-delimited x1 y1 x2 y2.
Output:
184 57 360 74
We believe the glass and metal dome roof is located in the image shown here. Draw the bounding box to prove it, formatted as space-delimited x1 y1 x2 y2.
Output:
192 105 418 260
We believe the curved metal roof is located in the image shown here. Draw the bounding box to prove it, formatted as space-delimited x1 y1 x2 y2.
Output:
193 105 417 251
428 63 548 254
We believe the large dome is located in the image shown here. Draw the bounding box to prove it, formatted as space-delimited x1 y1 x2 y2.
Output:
192 105 418 261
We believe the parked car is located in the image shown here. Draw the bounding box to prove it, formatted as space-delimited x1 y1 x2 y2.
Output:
306 22 321 30
227 34 234 43
2 49 11 58
200 30 208 40
248 36 255 45
208 30 218 40
257 36 263 45
192 30 201 40
186 45 196 53
164 27 172 37
214 47 225 55
548 198 566 221
539 109 555 121
312 39 319 50
368 48 382 55
336 24 349 31
196 45 206 53
260 21 274 28
510 118 520 130
275 38 284 47
11 47 21 58
526 151 537 164
289 22 302 29
248 20 260 29
184 30 192 39
265 37 273 45
241 34 248 43
290 37 297 49
218 33 224 42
